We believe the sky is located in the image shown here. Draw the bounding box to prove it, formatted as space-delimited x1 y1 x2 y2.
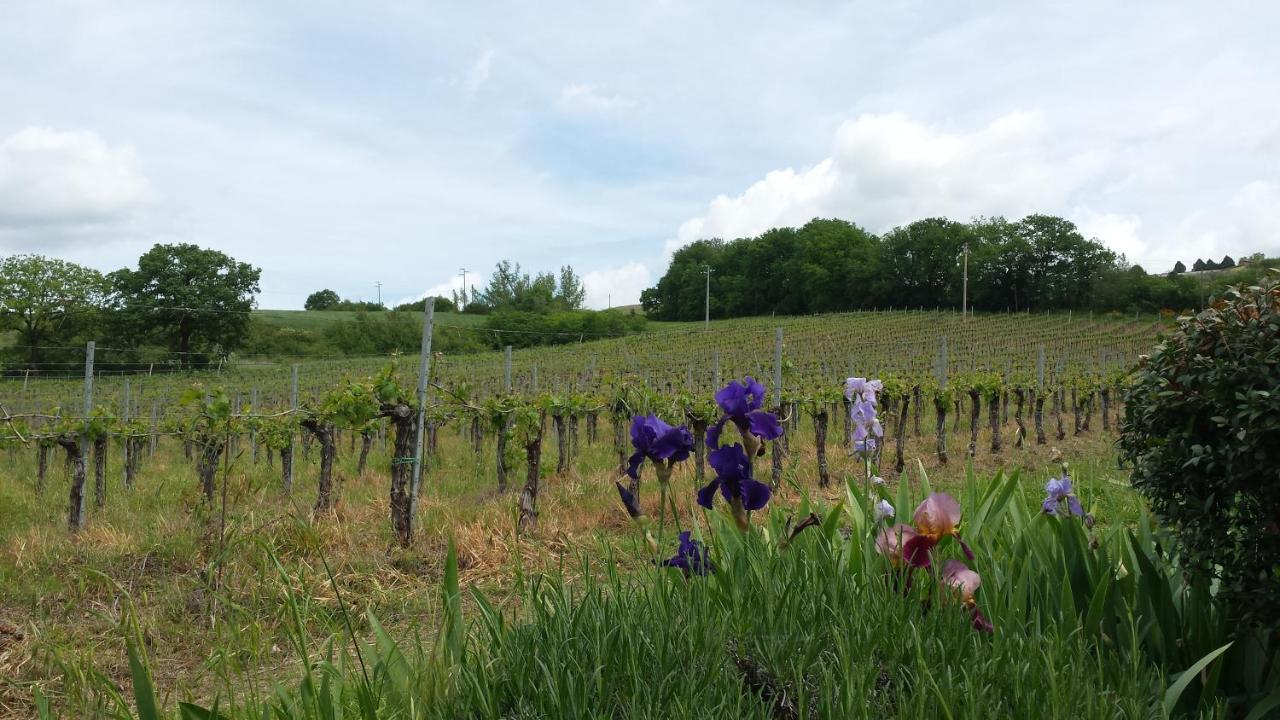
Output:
1 1 1278 309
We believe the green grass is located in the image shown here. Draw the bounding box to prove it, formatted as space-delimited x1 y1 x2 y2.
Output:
0 412 1152 716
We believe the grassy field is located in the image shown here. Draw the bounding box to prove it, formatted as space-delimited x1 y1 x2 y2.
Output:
2 310 1216 718
0 404 1144 718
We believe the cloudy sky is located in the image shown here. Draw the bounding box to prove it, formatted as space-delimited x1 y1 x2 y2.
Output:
2 1 1277 309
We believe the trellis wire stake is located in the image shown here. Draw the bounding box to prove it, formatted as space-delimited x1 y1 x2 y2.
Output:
408 297 435 535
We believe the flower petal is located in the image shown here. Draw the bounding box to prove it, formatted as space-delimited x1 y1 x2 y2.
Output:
876 523 917 562
650 424 694 461
747 410 784 441
742 376 767 412
708 444 751 482
714 381 750 417
913 492 962 539
626 451 645 480
696 479 720 509
941 559 982 602
615 481 641 519
740 478 772 511
903 534 937 568
970 605 994 634
705 420 725 450
1067 495 1085 517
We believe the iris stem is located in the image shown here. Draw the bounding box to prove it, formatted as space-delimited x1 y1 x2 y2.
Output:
657 479 669 547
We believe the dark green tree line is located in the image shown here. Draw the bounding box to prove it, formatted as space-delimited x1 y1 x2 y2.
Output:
642 214 1225 320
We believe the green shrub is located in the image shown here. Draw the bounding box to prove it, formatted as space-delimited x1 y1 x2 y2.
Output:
482 309 646 349
1120 275 1280 627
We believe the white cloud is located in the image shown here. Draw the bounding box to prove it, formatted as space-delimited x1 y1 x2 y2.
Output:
583 262 650 309
0 126 150 236
1075 210 1145 262
394 274 469 309
556 83 636 114
668 111 1111 260
1228 181 1280 250
463 49 495 98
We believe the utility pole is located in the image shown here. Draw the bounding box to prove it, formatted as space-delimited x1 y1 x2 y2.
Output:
961 245 969 321
459 268 468 309
703 265 712 329
376 281 382 307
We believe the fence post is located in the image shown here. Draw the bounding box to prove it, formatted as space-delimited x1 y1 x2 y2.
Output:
289 364 298 494
250 388 258 464
936 336 948 387
772 328 783 406
71 341 95 531
122 379 131 489
150 401 158 456
504 346 513 394
409 298 436 534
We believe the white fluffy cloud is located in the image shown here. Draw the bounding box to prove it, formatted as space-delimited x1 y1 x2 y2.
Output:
667 111 1280 272
583 262 649 309
669 111 1104 257
556 83 636 114
394 274 468 309
0 127 150 236
1075 210 1145 262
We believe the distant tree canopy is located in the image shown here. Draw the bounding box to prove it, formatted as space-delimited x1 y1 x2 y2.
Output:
471 261 586 313
0 255 107 367
305 288 384 311
1171 261 1187 275
643 215 1158 320
304 289 341 310
109 244 261 363
394 296 457 313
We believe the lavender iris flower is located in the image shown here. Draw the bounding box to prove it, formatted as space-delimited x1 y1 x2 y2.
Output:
696 443 772 512
627 414 694 480
846 377 884 454
660 531 714 576
705 377 783 453
1042 474 1084 516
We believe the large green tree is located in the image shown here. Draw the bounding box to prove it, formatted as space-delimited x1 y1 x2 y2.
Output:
876 218 973 310
473 261 585 313
0 254 107 368
109 244 261 363
304 289 341 310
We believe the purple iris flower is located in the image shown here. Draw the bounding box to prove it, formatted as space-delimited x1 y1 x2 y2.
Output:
1042 474 1084 516
627 414 694 480
697 443 772 512
660 531 714 576
705 377 784 451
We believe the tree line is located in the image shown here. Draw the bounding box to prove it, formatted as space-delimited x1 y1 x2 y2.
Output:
1 250 642 373
641 215 1270 320
1 244 259 373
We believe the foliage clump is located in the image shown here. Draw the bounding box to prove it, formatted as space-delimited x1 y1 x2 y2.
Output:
1120 274 1280 626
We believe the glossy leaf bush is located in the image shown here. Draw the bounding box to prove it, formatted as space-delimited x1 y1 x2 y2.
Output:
1120 275 1280 627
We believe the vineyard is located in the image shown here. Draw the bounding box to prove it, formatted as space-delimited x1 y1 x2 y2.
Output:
2 308 1260 717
